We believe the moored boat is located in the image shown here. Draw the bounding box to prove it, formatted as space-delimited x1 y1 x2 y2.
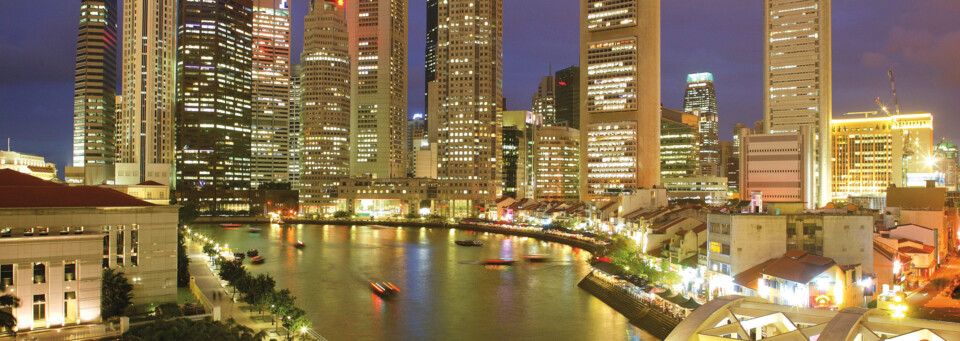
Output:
248 227 262 233
455 240 484 247
246 249 259 257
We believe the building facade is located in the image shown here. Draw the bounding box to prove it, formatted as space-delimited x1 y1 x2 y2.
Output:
251 0 292 187
740 128 816 207
175 0 254 216
532 73 556 125
71 0 118 186
763 0 832 208
406 114 428 177
662 176 728 206
288 64 303 190
116 0 176 186
661 108 700 179
435 0 503 216
683 72 720 177
0 151 58 182
299 0 350 214
580 0 661 200
347 0 407 179
534 126 580 203
502 111 537 199
554 66 580 129
831 113 934 201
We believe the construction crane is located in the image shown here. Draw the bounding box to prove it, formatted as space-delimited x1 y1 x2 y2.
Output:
888 69 902 115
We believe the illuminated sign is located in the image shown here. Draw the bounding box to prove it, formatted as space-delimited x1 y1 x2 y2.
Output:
337 0 344 7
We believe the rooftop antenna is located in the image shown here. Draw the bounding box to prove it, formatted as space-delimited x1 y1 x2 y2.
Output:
6 138 9 152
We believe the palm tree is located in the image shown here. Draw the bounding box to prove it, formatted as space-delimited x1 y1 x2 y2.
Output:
0 282 21 335
102 268 133 319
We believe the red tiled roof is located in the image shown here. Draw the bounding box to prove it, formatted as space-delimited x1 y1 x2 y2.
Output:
654 217 688 234
137 180 165 186
899 246 935 254
675 229 689 235
647 247 663 257
0 169 153 208
760 251 837 284
692 223 707 233
733 258 778 290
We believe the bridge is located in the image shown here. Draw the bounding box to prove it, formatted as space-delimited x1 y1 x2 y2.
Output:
666 296 960 341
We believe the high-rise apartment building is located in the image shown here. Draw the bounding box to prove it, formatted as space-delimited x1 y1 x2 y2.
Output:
116 0 176 186
719 140 736 197
346 0 407 179
535 126 580 203
425 0 438 101
435 0 503 216
728 123 746 196
251 0 292 187
175 0 254 215
532 72 556 125
935 140 959 191
288 64 303 189
660 108 700 178
580 0 660 200
71 0 118 186
683 72 720 177
831 113 934 201
763 0 832 208
300 0 350 214
554 66 580 129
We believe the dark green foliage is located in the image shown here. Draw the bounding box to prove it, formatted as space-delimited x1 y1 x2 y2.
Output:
0 283 20 334
333 211 351 219
177 231 191 287
156 302 183 318
102 268 133 319
124 317 265 341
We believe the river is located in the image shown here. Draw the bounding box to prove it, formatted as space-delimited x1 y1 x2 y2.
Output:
193 223 658 341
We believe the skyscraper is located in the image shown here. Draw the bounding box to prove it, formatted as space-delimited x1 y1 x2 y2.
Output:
175 0 254 215
71 0 118 185
251 0 292 187
580 0 660 200
683 72 720 177
406 113 427 176
535 126 580 203
346 0 408 179
425 0 438 95
502 111 538 199
117 0 176 186
532 72 556 125
554 66 580 129
288 64 303 190
660 108 700 178
435 0 503 216
300 0 350 214
763 0 832 207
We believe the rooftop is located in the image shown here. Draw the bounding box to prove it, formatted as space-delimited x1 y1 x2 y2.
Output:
0 169 154 208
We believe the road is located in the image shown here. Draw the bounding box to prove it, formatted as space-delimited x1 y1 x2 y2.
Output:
907 256 960 320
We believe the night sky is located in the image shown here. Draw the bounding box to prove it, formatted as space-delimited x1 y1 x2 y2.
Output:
2 1 959 174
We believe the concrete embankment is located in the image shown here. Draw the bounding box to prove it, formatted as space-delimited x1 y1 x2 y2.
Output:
577 273 679 340
284 219 605 254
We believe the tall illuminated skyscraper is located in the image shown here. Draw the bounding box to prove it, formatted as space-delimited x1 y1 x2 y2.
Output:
116 0 176 186
288 64 303 189
683 72 719 177
532 72 556 125
71 0 118 185
425 0 438 99
580 0 660 200
175 0 253 215
346 0 407 179
763 0 832 207
435 0 503 216
300 0 350 214
251 0 292 187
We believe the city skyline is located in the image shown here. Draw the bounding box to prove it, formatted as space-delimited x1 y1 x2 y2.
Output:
4 2 960 173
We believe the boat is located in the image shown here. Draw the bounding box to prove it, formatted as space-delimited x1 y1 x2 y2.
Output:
248 227 262 233
250 255 265 264
455 240 484 247
370 282 400 297
483 258 515 265
522 254 549 262
246 249 259 257
234 252 246 261
221 224 241 228
294 240 306 249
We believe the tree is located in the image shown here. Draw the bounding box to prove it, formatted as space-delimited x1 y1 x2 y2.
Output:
217 260 248 299
268 289 296 327
178 203 200 226
124 317 265 341
404 212 420 220
102 268 134 319
333 210 351 219
282 307 311 340
177 231 191 287
243 274 276 315
0 282 21 335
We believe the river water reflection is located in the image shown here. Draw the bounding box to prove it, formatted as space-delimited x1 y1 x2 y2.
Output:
194 223 658 341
